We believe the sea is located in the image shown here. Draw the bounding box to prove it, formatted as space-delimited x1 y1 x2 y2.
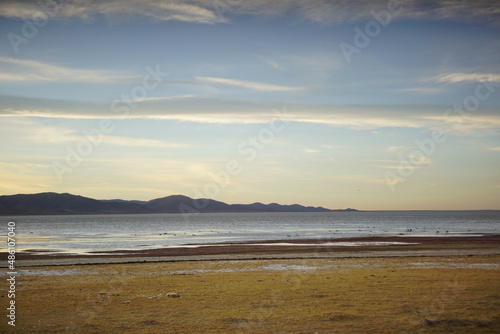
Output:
3 211 500 255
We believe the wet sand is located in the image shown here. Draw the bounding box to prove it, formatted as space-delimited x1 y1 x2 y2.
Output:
9 234 500 267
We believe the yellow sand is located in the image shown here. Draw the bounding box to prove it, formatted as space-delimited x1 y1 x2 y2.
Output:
5 255 500 333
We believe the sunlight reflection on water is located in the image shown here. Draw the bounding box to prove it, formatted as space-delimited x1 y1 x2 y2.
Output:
3 211 498 255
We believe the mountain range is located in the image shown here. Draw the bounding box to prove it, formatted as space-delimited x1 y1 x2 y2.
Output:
0 192 357 215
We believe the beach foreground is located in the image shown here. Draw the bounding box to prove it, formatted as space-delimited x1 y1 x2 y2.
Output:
5 253 500 333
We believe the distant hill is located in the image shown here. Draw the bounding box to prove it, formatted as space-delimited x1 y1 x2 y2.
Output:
100 199 147 205
0 192 357 216
0 193 150 215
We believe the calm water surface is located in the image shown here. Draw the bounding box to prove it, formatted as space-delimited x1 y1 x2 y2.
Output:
2 211 499 255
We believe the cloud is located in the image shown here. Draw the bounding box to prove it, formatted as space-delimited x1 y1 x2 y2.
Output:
387 146 404 152
2 95 500 136
0 57 135 83
329 174 389 185
195 76 303 92
104 136 187 148
131 95 195 103
0 116 186 149
395 87 449 95
0 117 77 144
0 162 53 194
377 158 431 170
140 2 224 23
320 145 348 150
257 56 284 71
254 51 343 88
436 73 500 84
417 114 500 136
1 0 498 25
486 147 500 151
0 0 226 24
428 0 500 25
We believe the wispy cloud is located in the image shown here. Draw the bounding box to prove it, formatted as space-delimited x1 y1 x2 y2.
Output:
0 57 135 83
380 145 433 172
417 114 500 136
2 0 498 25
375 155 431 170
0 117 186 149
486 147 500 151
428 0 500 25
0 117 78 144
131 95 195 103
0 0 226 24
436 73 500 84
0 162 53 194
329 174 389 185
195 76 302 92
224 0 500 25
395 86 449 95
320 145 348 150
257 56 284 71
104 136 187 148
2 95 500 136
387 146 404 152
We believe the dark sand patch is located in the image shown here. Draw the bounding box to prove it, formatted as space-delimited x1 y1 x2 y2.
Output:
4 234 499 267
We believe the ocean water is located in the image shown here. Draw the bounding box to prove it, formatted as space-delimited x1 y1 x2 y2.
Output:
2 211 499 255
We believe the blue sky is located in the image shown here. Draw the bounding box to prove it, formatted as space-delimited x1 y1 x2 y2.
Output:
0 0 499 209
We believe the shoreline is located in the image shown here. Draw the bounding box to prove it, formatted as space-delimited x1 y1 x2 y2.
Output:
7 234 500 267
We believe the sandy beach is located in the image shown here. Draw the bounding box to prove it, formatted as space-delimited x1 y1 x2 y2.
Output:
2 235 500 333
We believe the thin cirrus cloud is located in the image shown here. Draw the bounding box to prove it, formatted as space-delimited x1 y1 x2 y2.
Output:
0 117 186 148
1 0 498 25
394 87 449 95
256 56 284 71
0 57 136 83
286 0 500 25
435 73 500 84
104 136 188 148
256 51 343 77
131 95 196 103
2 95 500 136
0 56 305 91
0 0 227 24
195 76 303 92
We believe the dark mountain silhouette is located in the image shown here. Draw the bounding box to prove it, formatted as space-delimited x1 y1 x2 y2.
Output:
0 193 150 215
101 199 147 205
0 192 357 216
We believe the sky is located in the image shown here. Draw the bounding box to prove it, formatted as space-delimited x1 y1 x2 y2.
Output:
0 0 499 210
